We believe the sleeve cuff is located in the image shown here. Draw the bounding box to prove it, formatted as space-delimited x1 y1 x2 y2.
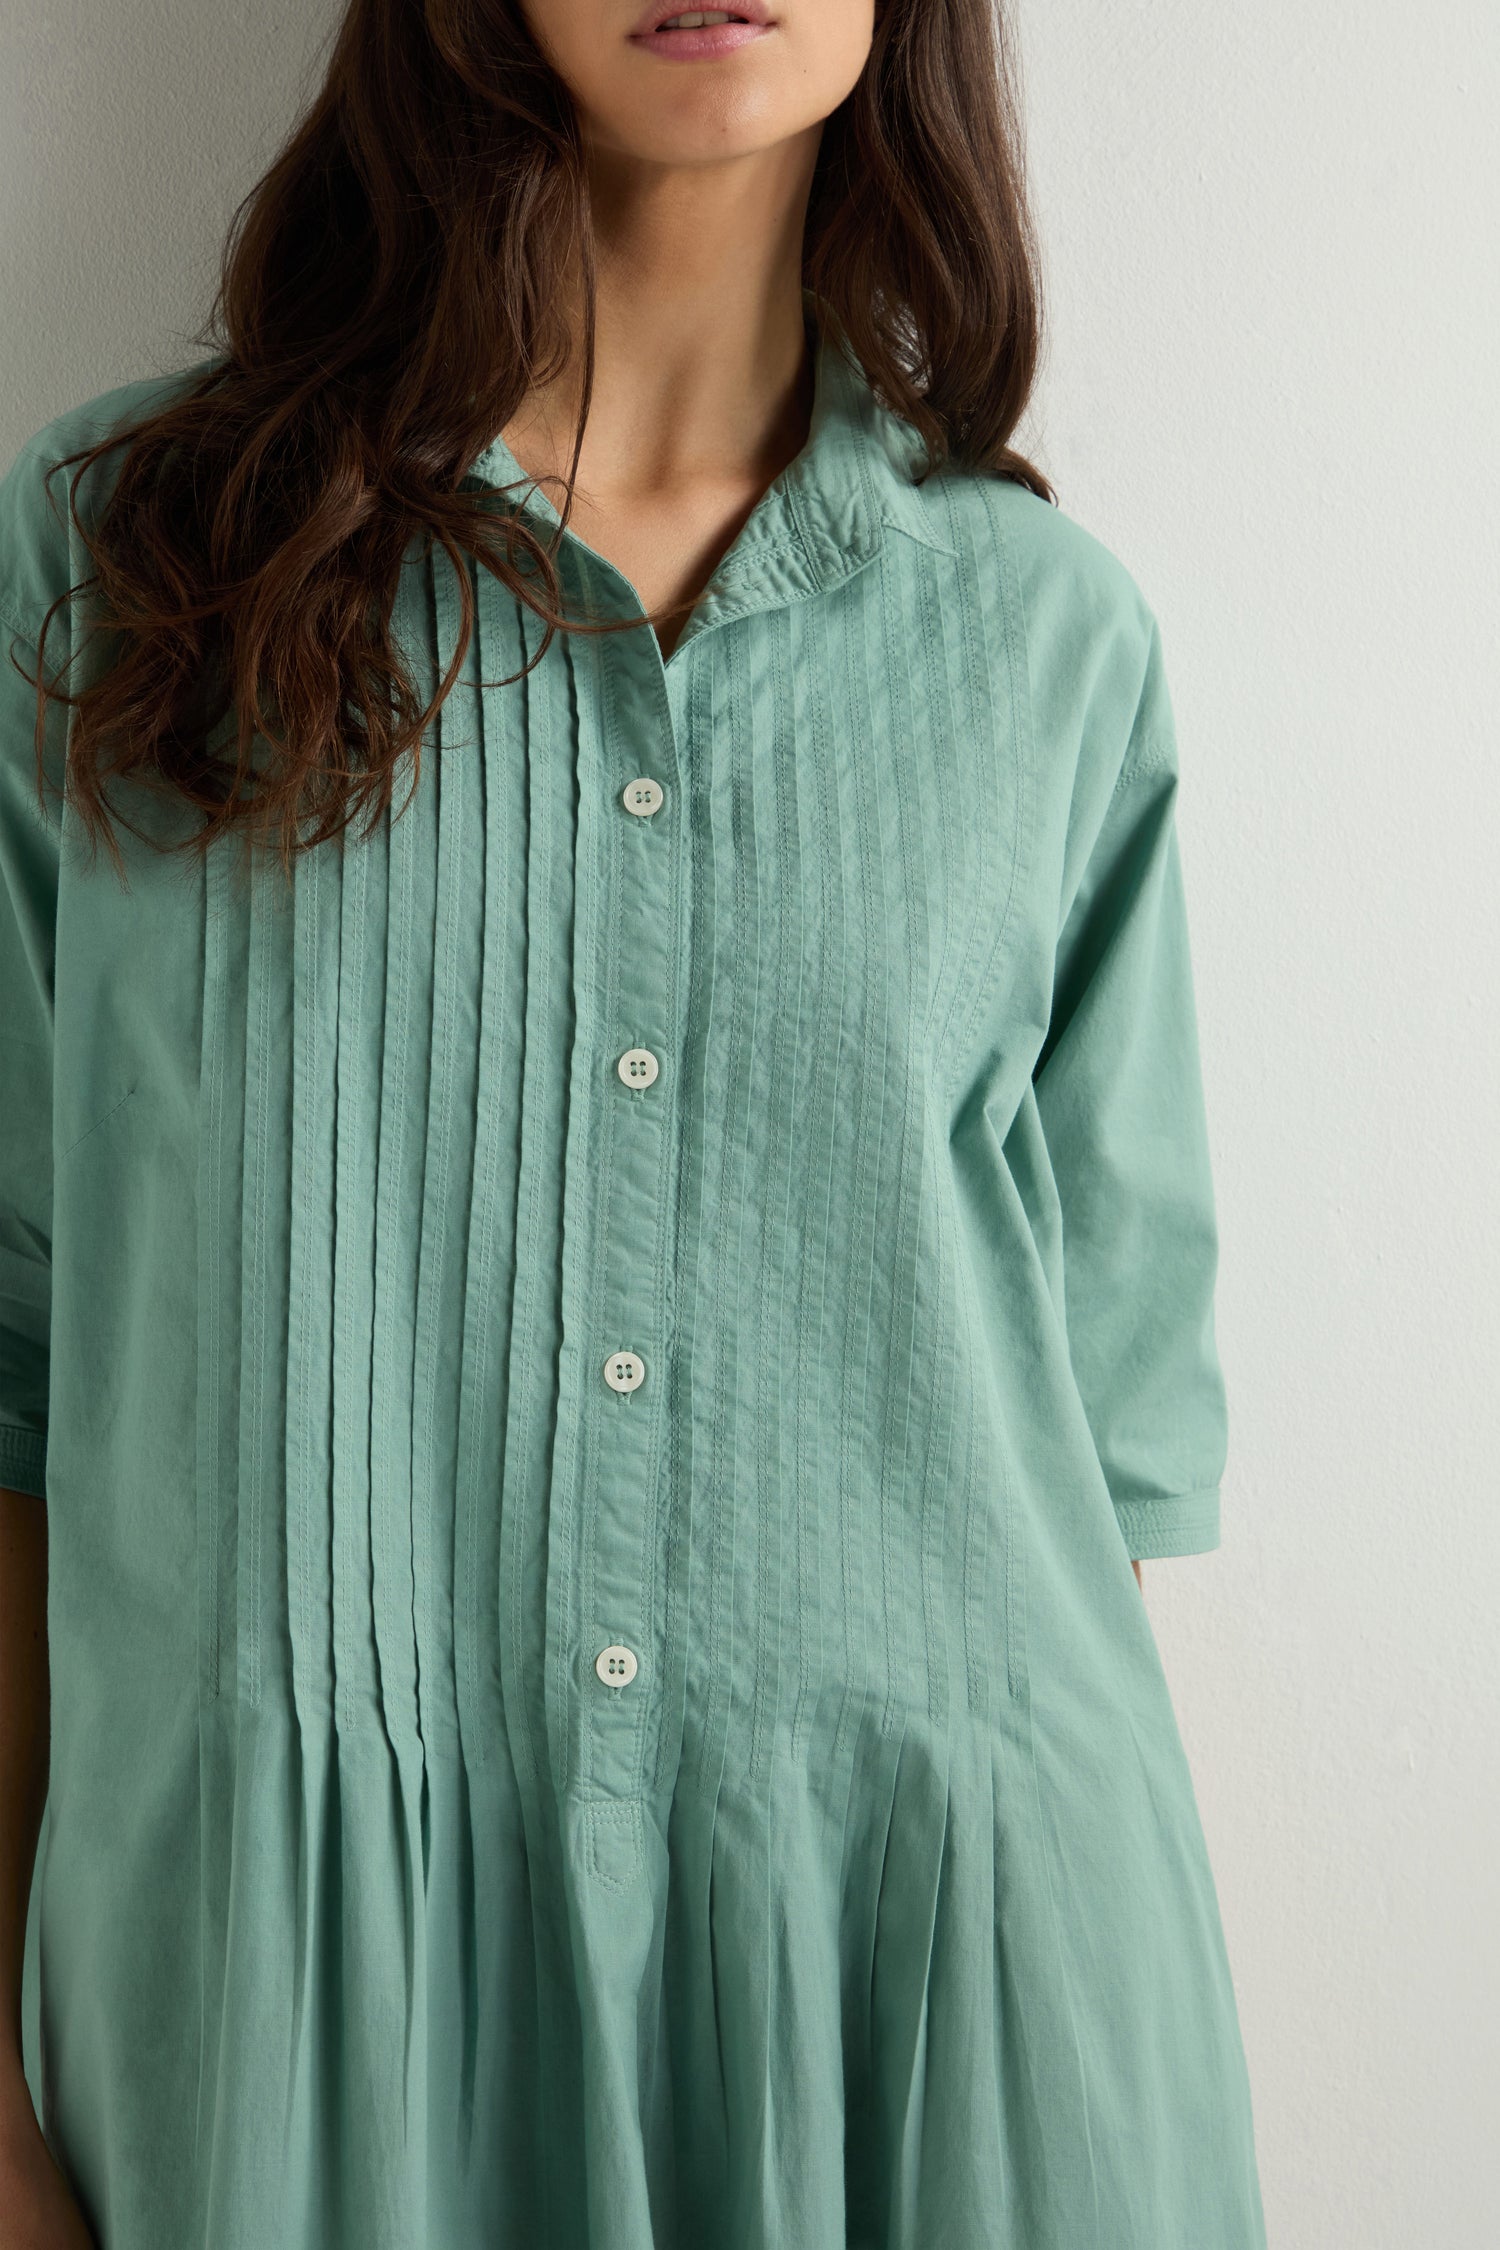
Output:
1112 1486 1220 1561
0 1423 47 1499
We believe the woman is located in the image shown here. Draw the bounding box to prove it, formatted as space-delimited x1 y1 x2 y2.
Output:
0 0 1266 2244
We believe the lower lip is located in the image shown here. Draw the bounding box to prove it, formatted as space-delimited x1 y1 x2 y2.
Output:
629 20 772 61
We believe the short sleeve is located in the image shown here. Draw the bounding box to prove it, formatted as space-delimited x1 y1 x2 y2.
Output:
0 446 67 1502
1032 614 1229 1560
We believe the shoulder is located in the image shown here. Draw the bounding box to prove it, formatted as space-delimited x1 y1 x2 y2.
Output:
944 469 1159 667
935 467 1178 800
0 362 213 644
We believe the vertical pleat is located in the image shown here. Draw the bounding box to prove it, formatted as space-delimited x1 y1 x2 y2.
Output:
704 1779 774 2238
895 1729 1030 2241
282 1736 339 2243
839 1719 903 2243
370 568 442 1755
742 605 796 1796
939 485 1031 1073
497 593 577 1799
453 563 527 1772
690 625 757 1810
784 590 851 1767
668 642 719 1800
196 835 249 1706
193 830 246 2173
546 608 608 1802
333 780 430 2233
868 1729 950 2247
660 1778 727 2231
756 1752 849 2244
330 806 387 1734
275 832 347 2244
196 839 301 2229
868 543 951 1741
426 1755 546 2235
408 548 487 1756
284 812 343 1728
835 567 894 1748
989 1724 1094 2245
868 518 1027 1741
236 849 297 1712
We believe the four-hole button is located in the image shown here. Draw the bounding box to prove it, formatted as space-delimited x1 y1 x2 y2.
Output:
622 776 664 818
595 1644 639 1688
617 1046 659 1090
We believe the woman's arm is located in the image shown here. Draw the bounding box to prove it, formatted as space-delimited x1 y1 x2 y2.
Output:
0 1483 47 2078
0 1482 95 2248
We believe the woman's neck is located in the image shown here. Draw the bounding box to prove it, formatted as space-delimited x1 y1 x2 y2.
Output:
499 132 820 513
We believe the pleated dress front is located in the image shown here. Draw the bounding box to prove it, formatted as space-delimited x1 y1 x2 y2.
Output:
0 297 1266 2248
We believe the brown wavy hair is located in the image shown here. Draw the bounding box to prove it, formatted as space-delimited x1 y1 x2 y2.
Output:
20 0 1053 877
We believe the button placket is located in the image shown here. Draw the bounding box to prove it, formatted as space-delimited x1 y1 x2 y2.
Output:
569 585 684 1806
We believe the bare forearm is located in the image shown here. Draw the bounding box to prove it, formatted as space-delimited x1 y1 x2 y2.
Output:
0 1489 95 2245
0 1485 48 2080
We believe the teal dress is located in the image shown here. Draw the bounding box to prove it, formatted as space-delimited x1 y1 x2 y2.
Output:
0 299 1266 2248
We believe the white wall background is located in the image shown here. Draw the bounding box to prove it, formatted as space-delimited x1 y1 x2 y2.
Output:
1012 5 1500 2245
2 2 1496 2243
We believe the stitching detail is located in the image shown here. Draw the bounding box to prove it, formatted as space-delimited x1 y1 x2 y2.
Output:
584 1799 643 1892
1113 1487 1221 1560
878 507 959 557
1112 734 1176 796
1113 1485 1220 1514
59 1082 135 1161
939 477 1032 1099
0 591 40 647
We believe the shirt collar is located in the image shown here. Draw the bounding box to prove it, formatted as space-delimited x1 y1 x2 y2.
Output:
780 288 958 571
460 286 955 610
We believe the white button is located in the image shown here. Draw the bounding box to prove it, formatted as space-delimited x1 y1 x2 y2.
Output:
603 1349 646 1394
617 1046 659 1089
622 776 665 817
595 1643 638 1688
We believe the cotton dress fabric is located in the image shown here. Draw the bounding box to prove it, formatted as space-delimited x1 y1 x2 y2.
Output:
0 296 1265 2249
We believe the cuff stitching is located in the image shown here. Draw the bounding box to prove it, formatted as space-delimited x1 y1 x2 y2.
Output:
1111 1485 1220 1560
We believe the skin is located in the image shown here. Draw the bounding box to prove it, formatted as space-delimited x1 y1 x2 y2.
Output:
505 0 876 660
0 1486 96 2246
